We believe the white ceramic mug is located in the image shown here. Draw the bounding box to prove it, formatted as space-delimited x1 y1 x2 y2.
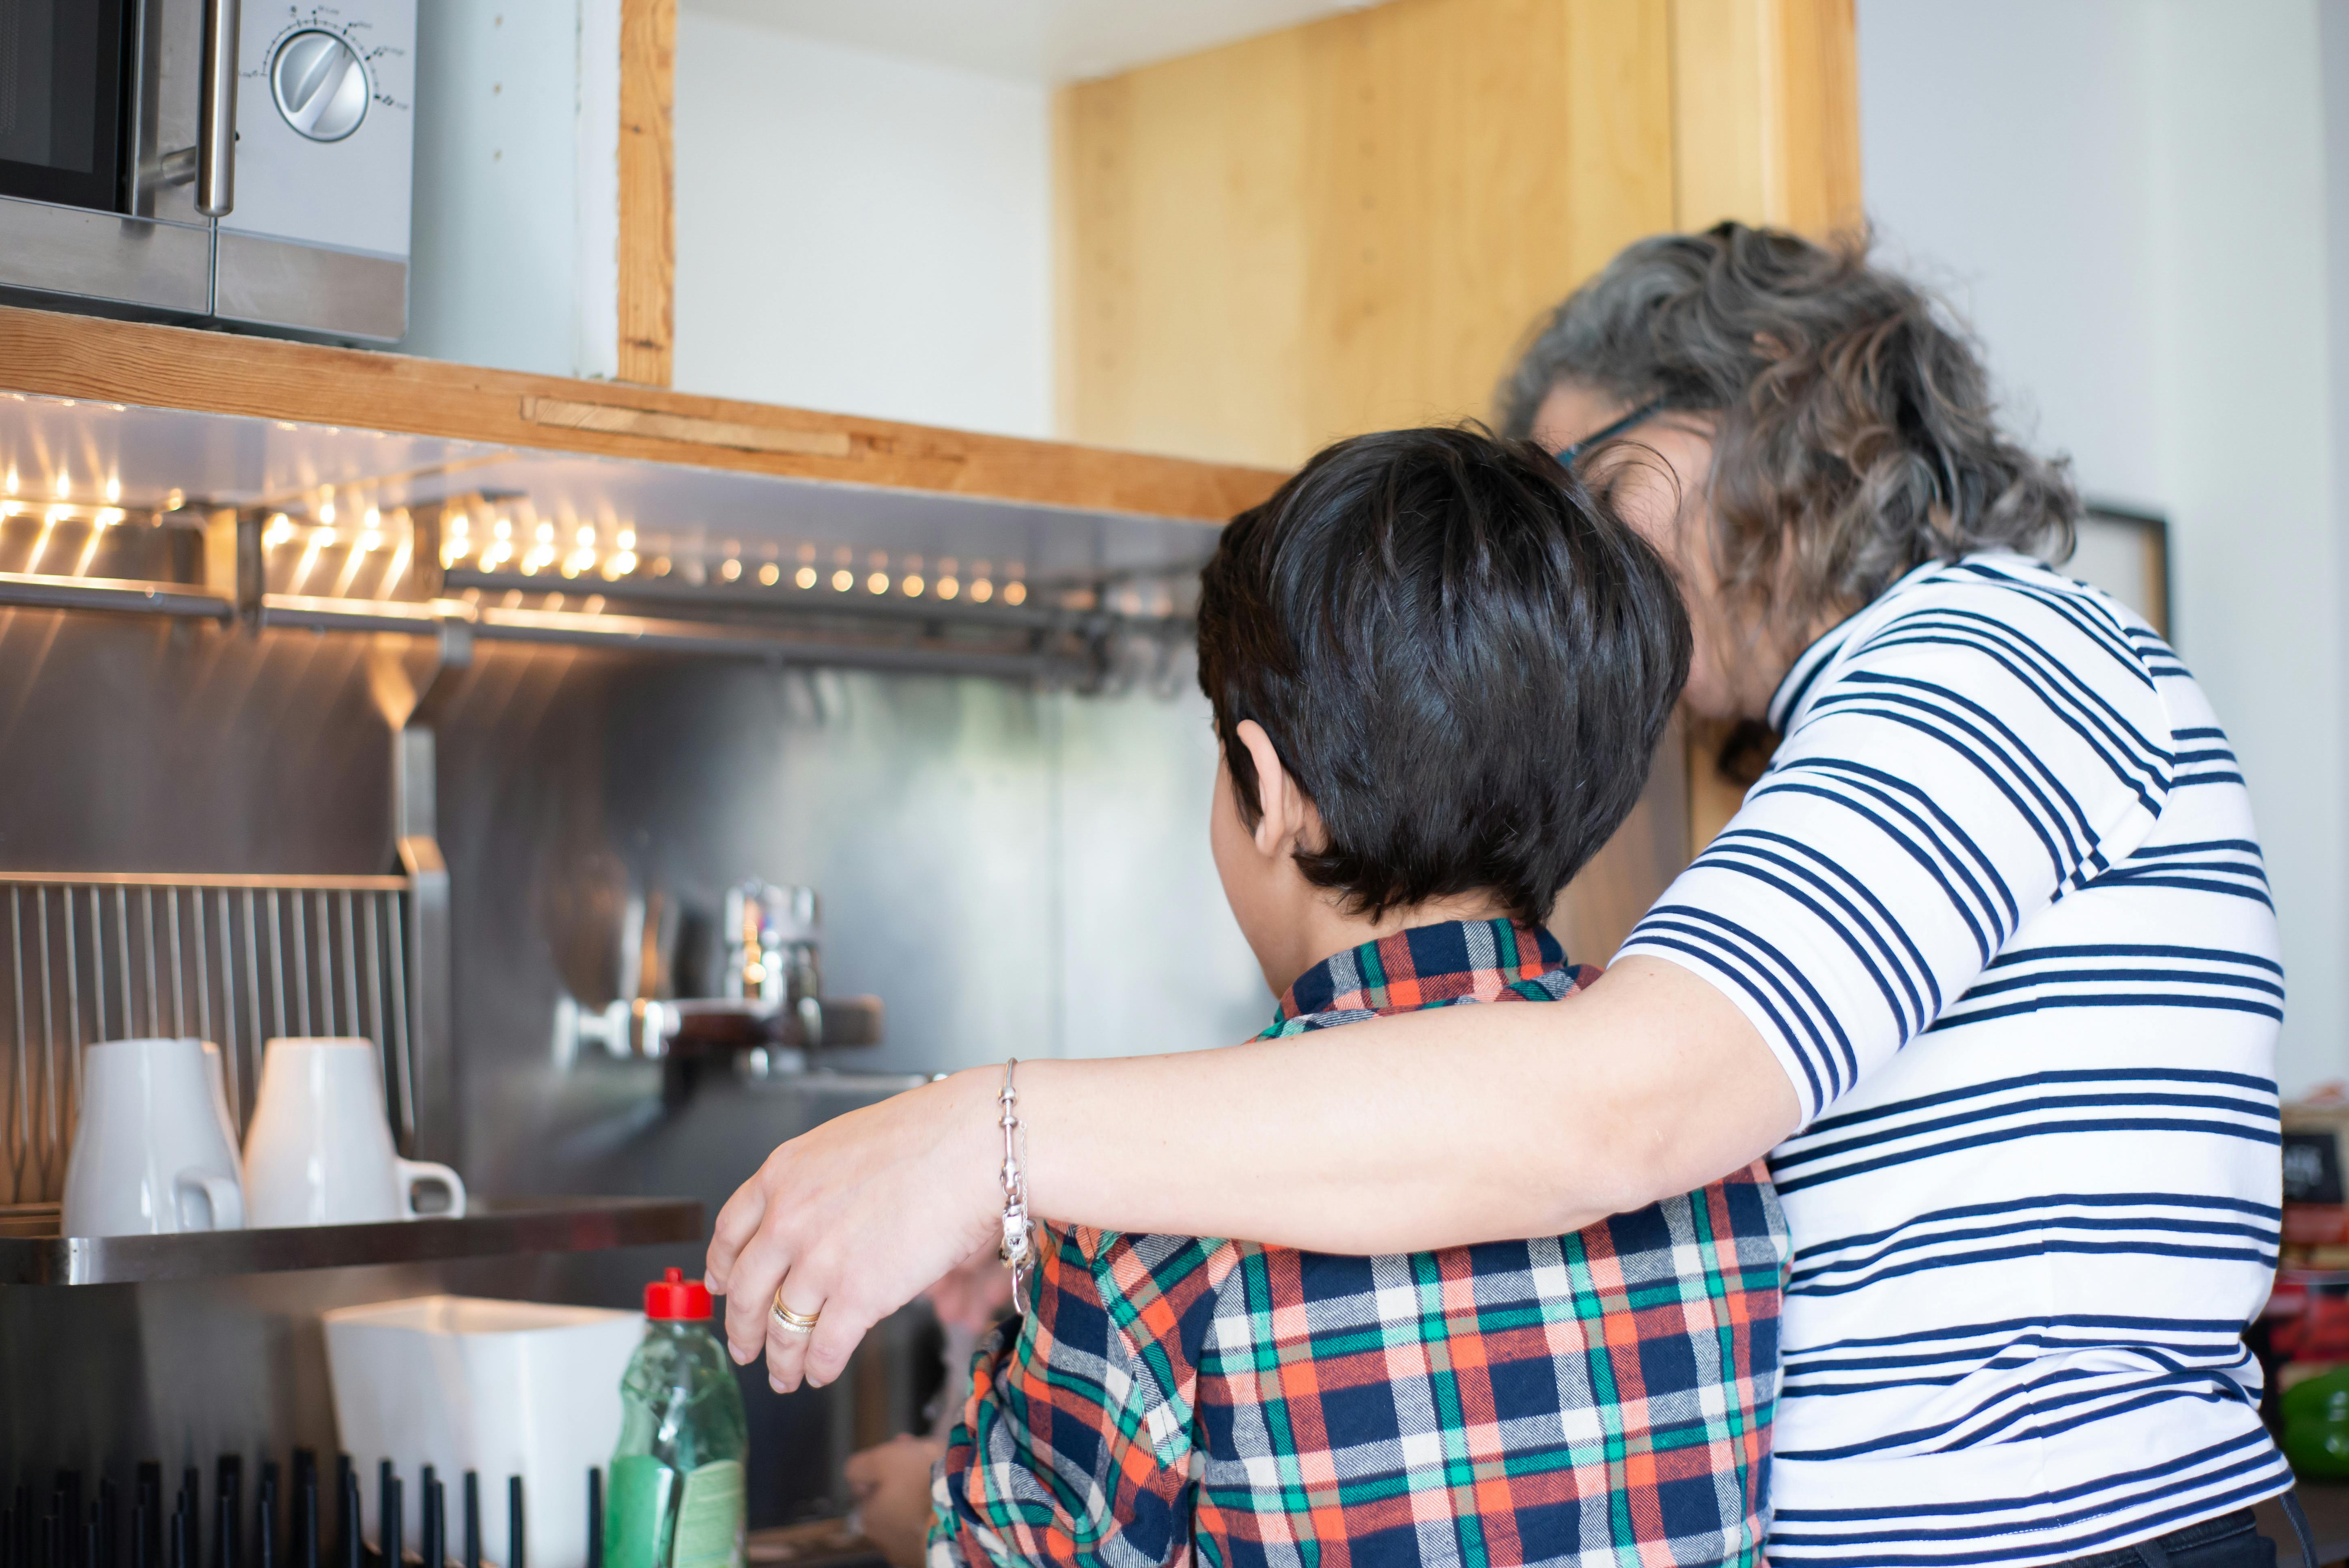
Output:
243 1038 466 1227
62 1037 248 1237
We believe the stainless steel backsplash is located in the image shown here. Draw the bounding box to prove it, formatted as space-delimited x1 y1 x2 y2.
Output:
0 607 1269 1527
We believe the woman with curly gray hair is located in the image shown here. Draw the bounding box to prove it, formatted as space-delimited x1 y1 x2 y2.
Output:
707 224 2303 1568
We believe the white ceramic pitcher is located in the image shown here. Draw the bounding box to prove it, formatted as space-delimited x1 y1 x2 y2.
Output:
243 1038 465 1227
62 1037 248 1237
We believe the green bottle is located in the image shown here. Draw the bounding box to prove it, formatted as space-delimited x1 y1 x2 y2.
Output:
607 1268 750 1568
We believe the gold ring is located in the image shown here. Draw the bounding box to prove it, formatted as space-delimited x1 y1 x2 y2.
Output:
771 1293 820 1334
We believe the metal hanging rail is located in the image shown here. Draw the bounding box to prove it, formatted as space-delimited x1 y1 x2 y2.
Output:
0 505 1199 688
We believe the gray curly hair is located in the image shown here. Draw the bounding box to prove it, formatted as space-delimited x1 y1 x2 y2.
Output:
1498 222 2076 636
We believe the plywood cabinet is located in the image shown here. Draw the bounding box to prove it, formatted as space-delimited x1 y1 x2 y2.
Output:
1057 0 1678 469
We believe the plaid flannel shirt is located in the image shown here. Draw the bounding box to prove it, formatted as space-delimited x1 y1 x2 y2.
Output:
931 919 1789 1568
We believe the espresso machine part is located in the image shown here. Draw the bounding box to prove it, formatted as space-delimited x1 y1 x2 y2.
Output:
722 881 821 1011
553 879 885 1084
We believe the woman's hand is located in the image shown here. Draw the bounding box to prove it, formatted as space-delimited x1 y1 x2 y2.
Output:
704 1067 1002 1391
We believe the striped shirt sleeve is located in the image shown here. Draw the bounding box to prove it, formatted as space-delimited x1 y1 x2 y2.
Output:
1617 568 2177 1124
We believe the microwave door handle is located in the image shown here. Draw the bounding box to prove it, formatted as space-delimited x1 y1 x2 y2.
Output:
196 0 240 216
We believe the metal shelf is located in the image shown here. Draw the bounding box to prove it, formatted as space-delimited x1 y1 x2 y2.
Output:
0 1195 703 1286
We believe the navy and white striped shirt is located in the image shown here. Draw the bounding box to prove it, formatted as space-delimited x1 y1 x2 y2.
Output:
1618 552 2286 1565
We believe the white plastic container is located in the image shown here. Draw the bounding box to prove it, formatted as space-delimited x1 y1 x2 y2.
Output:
322 1295 645 1568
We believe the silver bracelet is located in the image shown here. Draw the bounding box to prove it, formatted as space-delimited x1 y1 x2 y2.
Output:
997 1058 1033 1303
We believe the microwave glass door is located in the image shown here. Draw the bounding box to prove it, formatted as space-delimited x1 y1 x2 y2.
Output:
0 0 127 210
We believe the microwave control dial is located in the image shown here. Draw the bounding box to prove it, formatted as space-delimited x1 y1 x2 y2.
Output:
271 29 371 142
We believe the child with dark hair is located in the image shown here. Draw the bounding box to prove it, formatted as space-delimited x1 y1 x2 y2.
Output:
930 426 1788 1568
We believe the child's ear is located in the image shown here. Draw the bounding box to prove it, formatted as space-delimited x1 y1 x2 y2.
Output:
1235 720 1308 858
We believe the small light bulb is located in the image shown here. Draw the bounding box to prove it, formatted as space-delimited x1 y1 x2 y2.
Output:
971 579 994 604
318 499 335 525
54 471 69 499
316 527 337 547
617 528 636 551
4 468 16 496
577 525 596 548
96 507 125 527
449 513 470 538
652 557 672 577
1004 581 1027 606
104 476 121 503
365 506 381 528
493 516 512 540
758 562 780 586
794 566 817 589
45 505 65 525
902 575 924 597
831 569 853 592
720 559 742 582
164 489 185 511
535 521 554 544
867 571 889 595
938 576 960 601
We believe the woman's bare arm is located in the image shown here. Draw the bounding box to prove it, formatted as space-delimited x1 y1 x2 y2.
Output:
704 955 1799 1390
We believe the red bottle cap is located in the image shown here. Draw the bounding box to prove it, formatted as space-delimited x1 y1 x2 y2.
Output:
644 1266 713 1321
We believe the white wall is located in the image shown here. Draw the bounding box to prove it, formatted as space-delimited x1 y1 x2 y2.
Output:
1859 0 2346 1092
670 15 1055 438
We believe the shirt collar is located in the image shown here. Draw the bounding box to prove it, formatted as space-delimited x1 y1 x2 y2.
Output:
1266 918 1573 1034
1765 555 1955 731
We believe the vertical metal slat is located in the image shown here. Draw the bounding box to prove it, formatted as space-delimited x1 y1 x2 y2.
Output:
10 889 33 1199
245 889 266 1077
215 889 241 1132
266 890 287 1043
386 890 415 1151
361 895 383 1062
338 891 360 1043
140 886 159 1039
35 888 54 1200
192 891 211 1045
290 892 310 1038
6 889 25 1204
166 888 185 1040
63 886 81 1096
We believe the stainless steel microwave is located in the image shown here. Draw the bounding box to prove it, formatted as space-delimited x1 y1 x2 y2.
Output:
0 0 415 342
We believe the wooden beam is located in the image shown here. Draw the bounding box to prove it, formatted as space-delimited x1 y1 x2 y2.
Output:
617 0 676 386
1673 0 1861 854
1670 0 1862 236
0 308 1284 523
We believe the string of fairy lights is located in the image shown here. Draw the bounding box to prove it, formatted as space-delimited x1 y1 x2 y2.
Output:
0 465 1116 619
431 499 1030 606
0 465 136 577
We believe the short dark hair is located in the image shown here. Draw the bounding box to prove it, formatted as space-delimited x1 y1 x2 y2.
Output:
1195 425 1690 927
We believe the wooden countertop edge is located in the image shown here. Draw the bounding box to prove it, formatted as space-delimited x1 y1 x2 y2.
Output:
0 307 1287 523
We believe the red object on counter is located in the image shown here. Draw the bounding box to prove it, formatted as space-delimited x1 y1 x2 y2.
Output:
644 1265 713 1320
2286 1205 2349 1245
2269 1271 2349 1362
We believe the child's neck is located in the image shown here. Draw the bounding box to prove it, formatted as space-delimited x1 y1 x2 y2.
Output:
1261 888 1520 1002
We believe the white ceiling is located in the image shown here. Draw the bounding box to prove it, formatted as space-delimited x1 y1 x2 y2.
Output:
680 0 1383 83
